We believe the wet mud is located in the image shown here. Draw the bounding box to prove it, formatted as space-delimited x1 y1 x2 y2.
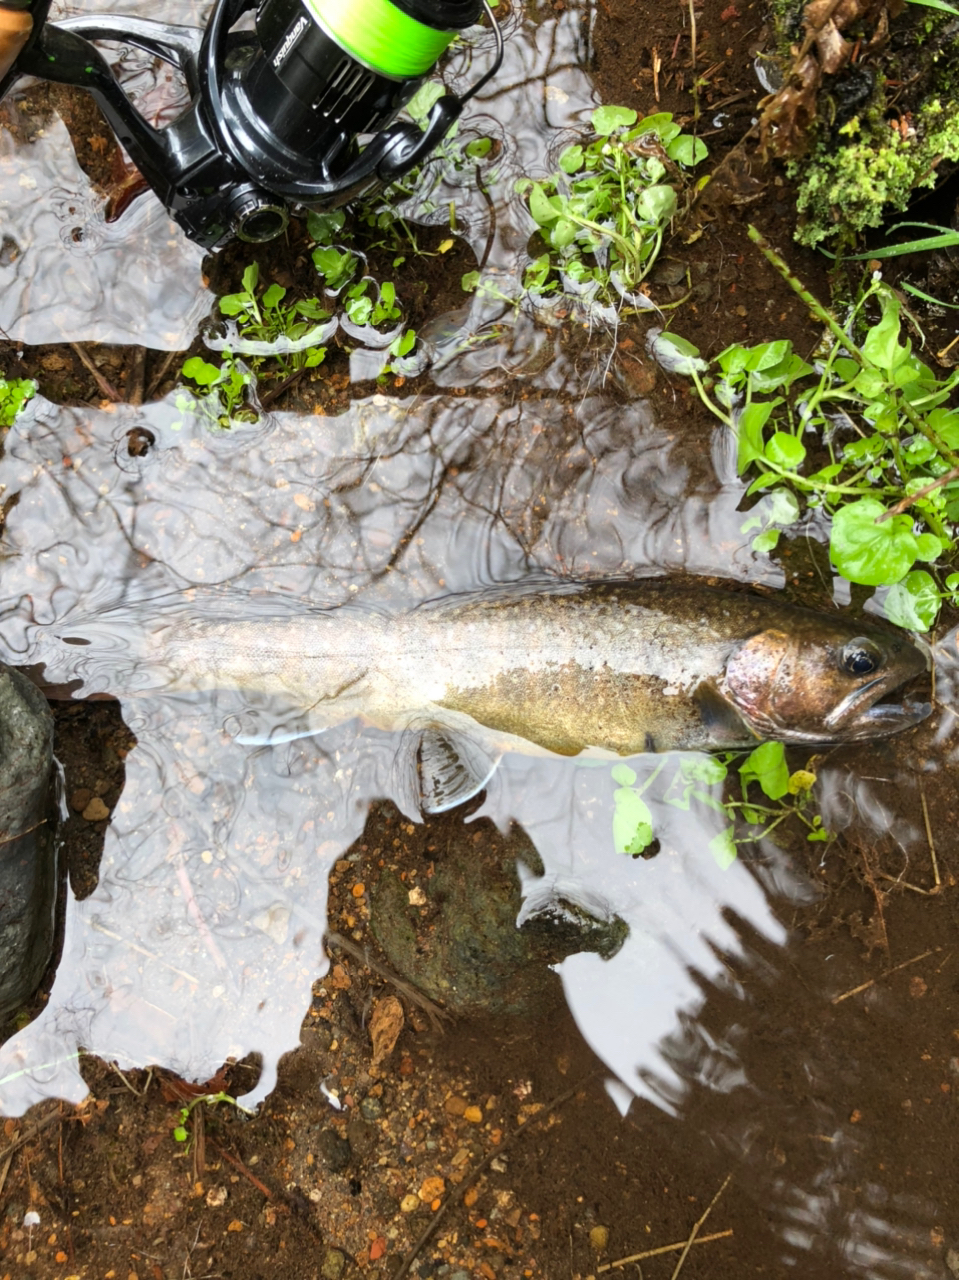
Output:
0 0 958 1275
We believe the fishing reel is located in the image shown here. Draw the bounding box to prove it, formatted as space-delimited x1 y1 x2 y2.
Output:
0 0 502 248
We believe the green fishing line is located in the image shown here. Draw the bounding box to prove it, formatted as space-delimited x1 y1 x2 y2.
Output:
304 0 454 77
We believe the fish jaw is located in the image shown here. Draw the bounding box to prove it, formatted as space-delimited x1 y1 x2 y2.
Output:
822 681 932 740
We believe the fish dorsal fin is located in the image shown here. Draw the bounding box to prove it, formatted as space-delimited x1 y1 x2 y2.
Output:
416 727 501 815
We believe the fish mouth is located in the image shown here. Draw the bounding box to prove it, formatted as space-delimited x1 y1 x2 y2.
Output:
823 677 932 739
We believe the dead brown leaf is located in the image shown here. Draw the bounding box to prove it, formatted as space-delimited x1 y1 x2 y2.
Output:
760 0 902 157
369 996 405 1077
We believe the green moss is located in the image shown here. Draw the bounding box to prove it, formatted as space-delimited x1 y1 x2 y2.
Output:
792 97 959 248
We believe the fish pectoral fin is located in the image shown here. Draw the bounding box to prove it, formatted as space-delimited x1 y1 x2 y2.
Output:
693 680 755 742
415 726 501 815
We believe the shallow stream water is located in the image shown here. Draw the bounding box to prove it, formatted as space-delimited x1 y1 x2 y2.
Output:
1 1 958 1277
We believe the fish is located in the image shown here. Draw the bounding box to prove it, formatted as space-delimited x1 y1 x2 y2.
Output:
71 578 926 813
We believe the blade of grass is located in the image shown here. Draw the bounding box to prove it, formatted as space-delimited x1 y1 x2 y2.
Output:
901 281 959 310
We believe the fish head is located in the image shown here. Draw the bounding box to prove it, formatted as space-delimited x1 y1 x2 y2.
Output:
721 616 931 743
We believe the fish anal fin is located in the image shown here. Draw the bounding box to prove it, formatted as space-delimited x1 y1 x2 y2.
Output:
417 727 501 815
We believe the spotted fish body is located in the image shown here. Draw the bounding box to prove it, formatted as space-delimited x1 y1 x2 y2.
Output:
161 579 929 757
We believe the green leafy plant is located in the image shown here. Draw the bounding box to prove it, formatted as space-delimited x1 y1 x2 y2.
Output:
667 227 959 629
219 262 331 374
307 211 425 377
519 105 707 312
608 743 831 872
180 355 256 429
172 1090 252 1146
609 757 736 871
0 376 36 427
723 742 832 845
343 278 402 328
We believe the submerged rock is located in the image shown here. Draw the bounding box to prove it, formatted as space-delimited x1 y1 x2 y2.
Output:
0 664 58 1020
369 808 627 1017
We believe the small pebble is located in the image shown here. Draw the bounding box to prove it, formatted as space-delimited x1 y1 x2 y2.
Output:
400 1194 420 1213
315 1128 351 1173
321 1248 346 1279
360 1096 383 1121
589 1225 609 1251
444 1096 467 1117
418 1175 445 1202
81 796 110 822
69 788 92 812
205 1186 227 1208
463 1105 483 1124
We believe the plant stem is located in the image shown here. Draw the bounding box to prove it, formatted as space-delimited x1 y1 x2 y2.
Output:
747 224 959 473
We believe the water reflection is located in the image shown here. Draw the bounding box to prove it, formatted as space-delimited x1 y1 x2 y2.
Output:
0 95 209 348
0 382 784 1112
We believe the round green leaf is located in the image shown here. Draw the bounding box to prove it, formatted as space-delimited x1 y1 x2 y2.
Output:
527 183 560 227
612 788 654 855
549 219 579 249
559 144 584 174
611 763 638 786
764 432 806 470
766 489 801 525
182 357 221 387
592 105 638 136
647 329 706 374
752 529 781 553
914 531 943 561
739 741 789 800
680 756 727 786
708 826 737 870
666 135 708 166
829 498 919 586
883 569 941 631
635 184 676 223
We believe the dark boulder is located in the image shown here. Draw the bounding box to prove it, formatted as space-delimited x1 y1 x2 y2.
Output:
0 664 58 1020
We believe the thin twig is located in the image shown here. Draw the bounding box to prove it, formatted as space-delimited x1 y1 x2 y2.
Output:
670 1173 732 1280
598 1229 734 1271
877 871 937 896
394 1078 592 1280
144 349 182 401
937 332 959 364
0 819 47 848
832 946 940 1004
920 785 941 889
688 0 697 70
90 920 200 985
858 845 890 954
326 932 452 1032
127 346 147 407
259 368 307 410
0 1106 62 1167
876 467 959 522
207 1138 274 1199
70 343 122 403
109 1061 153 1097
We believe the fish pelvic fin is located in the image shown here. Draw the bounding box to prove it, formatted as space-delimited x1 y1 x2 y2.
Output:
398 715 502 816
418 728 501 814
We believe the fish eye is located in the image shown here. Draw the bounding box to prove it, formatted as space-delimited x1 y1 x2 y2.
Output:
841 637 883 677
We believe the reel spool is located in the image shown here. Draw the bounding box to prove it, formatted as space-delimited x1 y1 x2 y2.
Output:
0 0 503 247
